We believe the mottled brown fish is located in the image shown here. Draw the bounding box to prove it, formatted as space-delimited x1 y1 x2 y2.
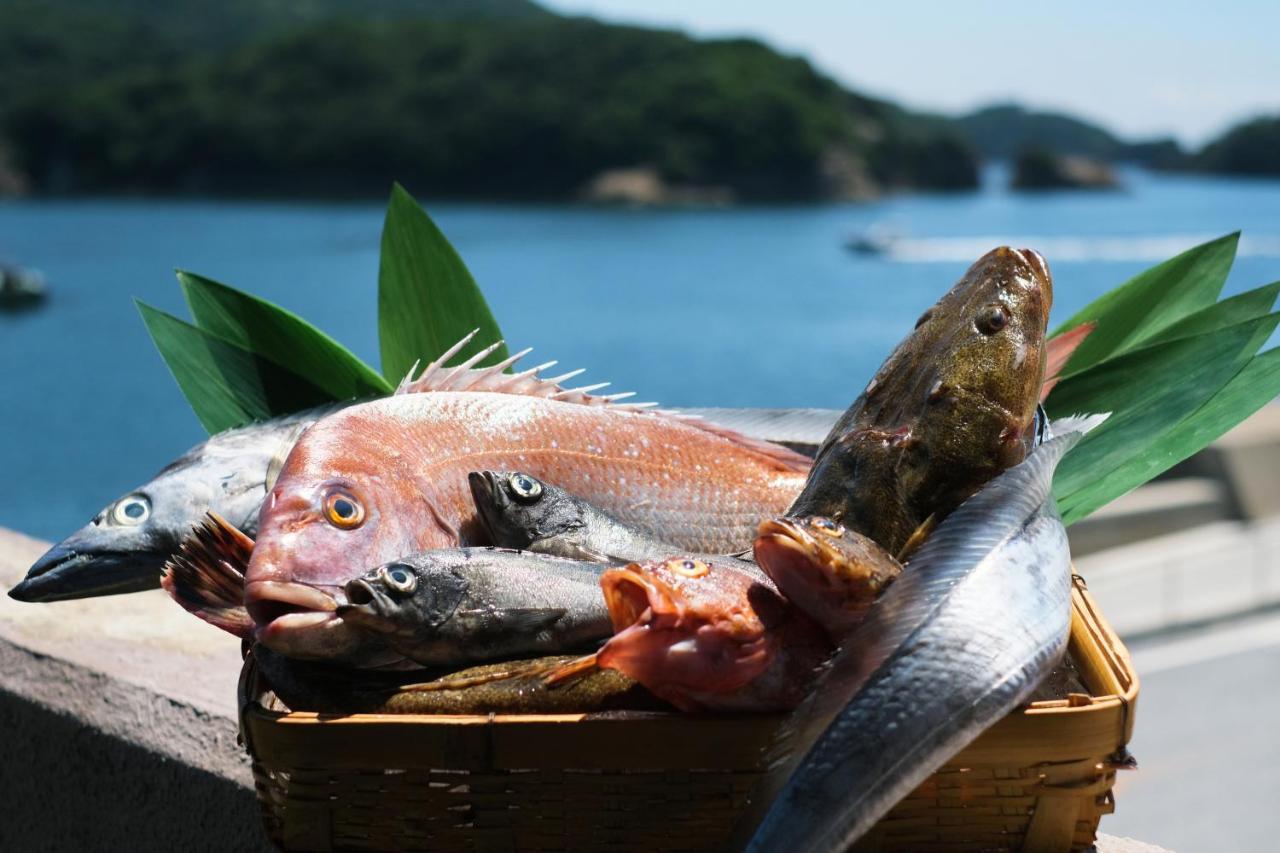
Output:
244 364 810 665
786 247 1053 554
753 515 902 640
572 558 831 712
252 648 664 715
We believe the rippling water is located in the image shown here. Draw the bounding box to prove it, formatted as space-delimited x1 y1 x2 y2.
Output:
3 165 1279 539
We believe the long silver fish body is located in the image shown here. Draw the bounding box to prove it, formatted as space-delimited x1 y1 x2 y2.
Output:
9 405 333 602
743 416 1103 853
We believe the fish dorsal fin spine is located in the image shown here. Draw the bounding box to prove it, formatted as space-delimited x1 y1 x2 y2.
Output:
396 330 812 474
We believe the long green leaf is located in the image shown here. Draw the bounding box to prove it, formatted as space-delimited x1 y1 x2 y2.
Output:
1050 313 1279 517
180 271 392 399
1060 347 1280 525
378 183 508 382
1141 281 1280 346
137 301 332 434
1052 232 1239 377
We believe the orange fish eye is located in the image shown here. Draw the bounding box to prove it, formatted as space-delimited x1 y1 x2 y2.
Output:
323 491 365 530
670 558 710 578
810 517 844 537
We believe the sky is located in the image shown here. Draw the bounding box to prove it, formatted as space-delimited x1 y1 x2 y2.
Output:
542 0 1279 147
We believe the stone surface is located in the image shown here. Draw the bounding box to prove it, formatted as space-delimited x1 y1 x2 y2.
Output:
0 528 271 852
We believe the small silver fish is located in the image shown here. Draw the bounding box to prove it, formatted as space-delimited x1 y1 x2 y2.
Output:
334 548 613 668
741 415 1103 852
468 470 694 563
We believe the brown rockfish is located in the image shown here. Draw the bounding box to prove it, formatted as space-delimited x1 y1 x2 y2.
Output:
787 247 1053 554
244 375 810 664
565 558 831 712
753 515 902 641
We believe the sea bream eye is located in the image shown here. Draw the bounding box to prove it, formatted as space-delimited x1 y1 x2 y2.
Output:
508 473 543 503
323 491 365 529
111 494 151 526
976 305 1009 335
380 564 417 594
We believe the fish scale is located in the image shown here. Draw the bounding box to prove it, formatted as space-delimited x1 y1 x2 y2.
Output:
246 390 810 664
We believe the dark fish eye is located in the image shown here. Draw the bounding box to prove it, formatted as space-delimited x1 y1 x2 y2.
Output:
977 305 1009 335
508 473 543 503
380 563 417 594
111 494 151 526
324 491 365 530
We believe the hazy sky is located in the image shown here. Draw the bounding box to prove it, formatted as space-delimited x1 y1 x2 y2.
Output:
543 1 1278 146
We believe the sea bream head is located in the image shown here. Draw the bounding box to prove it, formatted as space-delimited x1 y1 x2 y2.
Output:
789 246 1053 553
242 402 446 661
9 412 312 602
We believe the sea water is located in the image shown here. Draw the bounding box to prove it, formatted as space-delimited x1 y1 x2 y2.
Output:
2 165 1279 539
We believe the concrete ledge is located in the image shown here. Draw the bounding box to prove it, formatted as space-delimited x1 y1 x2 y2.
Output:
0 528 271 852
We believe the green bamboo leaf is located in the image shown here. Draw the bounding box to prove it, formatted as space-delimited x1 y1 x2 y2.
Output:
1050 313 1279 516
137 300 333 434
1141 281 1280 347
180 270 392 399
1060 346 1280 525
1052 232 1239 377
378 183 508 382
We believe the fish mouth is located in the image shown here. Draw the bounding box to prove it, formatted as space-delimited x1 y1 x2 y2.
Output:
245 579 340 639
600 566 666 631
468 471 521 545
333 578 397 634
9 545 165 602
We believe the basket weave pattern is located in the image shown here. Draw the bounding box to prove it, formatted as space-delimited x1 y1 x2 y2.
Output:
242 577 1137 852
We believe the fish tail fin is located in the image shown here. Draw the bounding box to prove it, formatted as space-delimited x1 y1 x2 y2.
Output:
161 513 254 638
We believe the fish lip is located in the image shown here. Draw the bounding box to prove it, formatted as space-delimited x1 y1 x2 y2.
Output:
244 580 339 613
9 546 164 602
467 471 506 539
756 518 830 566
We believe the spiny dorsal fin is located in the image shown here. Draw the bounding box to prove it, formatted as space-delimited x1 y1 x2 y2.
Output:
396 330 812 474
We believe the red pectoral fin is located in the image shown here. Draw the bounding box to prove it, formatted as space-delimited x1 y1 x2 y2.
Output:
1041 322 1096 401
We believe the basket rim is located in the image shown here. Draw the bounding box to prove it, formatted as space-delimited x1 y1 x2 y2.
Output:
240 575 1139 771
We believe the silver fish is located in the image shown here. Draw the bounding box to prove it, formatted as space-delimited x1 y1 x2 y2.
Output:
334 548 613 668
468 470 766 584
9 406 330 602
468 470 695 563
741 415 1103 852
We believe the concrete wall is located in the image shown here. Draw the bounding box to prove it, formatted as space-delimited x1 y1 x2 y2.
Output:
0 528 273 852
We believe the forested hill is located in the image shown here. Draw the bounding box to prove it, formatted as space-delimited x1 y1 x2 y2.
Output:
0 1 978 201
955 104 1186 168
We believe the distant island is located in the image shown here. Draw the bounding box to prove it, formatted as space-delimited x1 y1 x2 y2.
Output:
0 0 978 202
0 1 1275 203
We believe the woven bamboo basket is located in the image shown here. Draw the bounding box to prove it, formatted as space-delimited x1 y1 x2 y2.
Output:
239 575 1138 852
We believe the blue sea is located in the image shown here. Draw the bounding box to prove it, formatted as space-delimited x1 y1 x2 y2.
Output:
3 165 1280 540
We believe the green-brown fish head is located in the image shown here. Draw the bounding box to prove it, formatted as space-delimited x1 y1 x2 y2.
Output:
793 247 1052 552
904 246 1052 490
